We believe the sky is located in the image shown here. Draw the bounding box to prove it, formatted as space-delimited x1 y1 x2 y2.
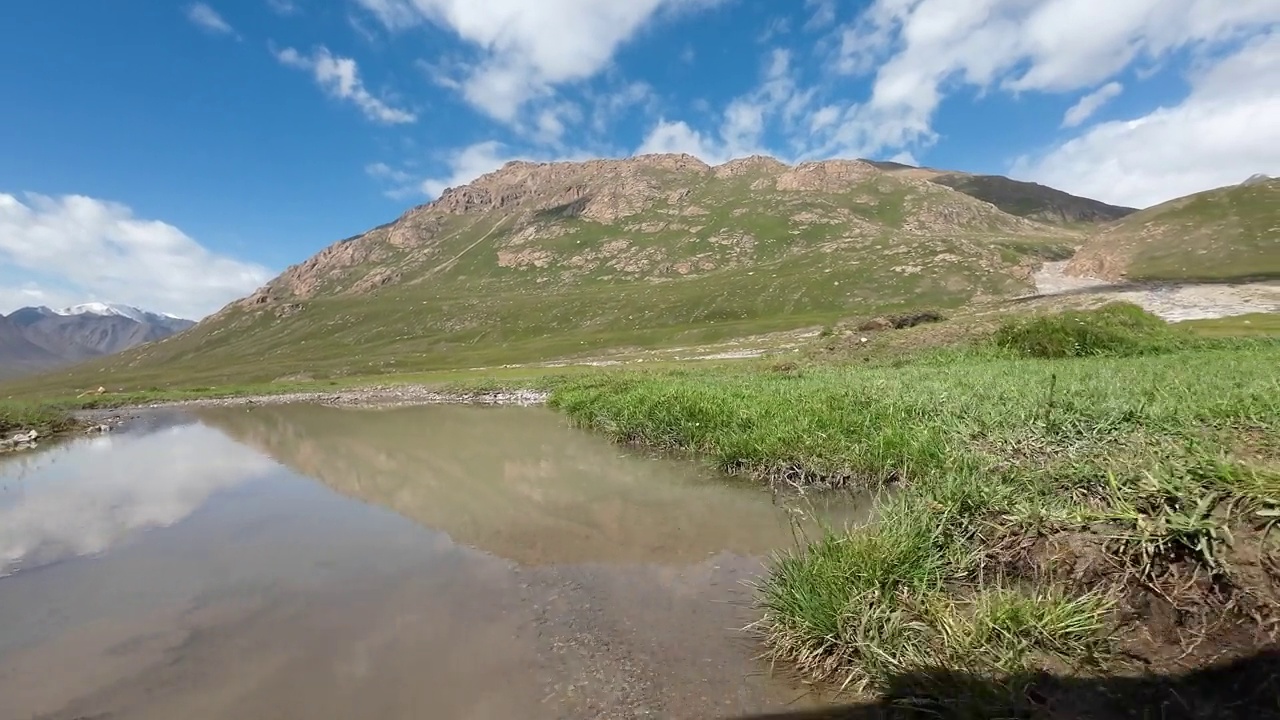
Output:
1 0 1277 319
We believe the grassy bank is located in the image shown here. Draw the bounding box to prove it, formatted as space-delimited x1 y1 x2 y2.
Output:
549 305 1280 712
0 401 77 436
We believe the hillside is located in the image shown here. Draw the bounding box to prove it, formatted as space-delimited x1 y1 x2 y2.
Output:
1067 177 1280 281
860 161 1135 223
7 154 1083 391
928 173 1136 223
0 304 195 380
0 315 62 380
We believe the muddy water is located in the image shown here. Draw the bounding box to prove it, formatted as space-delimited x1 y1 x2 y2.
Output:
0 406 867 719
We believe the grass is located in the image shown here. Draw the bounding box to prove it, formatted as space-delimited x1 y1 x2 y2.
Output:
992 301 1187 357
1075 179 1279 282
549 305 1280 710
1179 312 1280 337
0 401 76 436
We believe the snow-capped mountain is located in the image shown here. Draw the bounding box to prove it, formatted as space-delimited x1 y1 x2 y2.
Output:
1 303 196 379
53 302 183 324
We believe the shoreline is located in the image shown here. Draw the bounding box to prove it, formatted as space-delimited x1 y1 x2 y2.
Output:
121 386 551 409
2 388 550 454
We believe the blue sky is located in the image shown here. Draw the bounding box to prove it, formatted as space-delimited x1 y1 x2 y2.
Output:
1 0 1277 318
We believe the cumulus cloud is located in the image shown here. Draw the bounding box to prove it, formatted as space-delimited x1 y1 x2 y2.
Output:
0 425 275 576
419 141 528 197
1013 34 1280 208
353 0 721 123
186 3 238 37
637 48 807 164
275 46 416 124
629 0 1277 186
0 193 272 319
815 0 1280 157
637 120 728 163
1062 81 1124 128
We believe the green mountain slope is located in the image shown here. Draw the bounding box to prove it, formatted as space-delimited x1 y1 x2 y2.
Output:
1068 178 1280 281
11 154 1082 391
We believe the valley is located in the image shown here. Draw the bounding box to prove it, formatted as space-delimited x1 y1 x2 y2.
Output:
2 156 1277 719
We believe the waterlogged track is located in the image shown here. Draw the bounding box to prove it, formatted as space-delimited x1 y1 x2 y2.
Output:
0 406 866 719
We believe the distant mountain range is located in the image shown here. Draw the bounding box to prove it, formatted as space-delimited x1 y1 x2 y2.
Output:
0 303 195 379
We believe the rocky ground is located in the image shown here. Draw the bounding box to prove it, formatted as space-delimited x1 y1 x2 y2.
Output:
1032 261 1280 321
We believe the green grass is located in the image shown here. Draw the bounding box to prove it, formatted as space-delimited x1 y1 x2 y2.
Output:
1079 179 1279 282
1178 312 1280 337
992 301 1188 357
549 306 1280 708
0 401 76 436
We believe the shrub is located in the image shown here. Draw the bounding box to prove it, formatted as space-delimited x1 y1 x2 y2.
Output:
993 303 1181 358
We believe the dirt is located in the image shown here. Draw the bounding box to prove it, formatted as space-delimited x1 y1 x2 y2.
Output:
983 521 1280 719
1032 261 1280 321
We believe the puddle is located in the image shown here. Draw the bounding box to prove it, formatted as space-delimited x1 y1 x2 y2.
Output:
0 405 869 719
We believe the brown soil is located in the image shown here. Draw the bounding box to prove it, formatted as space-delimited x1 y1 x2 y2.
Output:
975 522 1280 718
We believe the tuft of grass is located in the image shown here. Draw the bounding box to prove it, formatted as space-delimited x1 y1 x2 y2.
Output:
756 502 1112 697
992 302 1185 358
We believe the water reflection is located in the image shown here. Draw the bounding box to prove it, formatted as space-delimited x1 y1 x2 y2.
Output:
0 407 843 718
197 404 866 565
0 423 277 576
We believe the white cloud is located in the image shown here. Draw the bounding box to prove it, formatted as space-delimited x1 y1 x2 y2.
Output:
365 162 413 184
888 150 919 166
353 0 721 123
419 141 536 198
590 81 656 134
266 0 299 15
1013 34 1280 208
1061 81 1124 127
186 3 238 37
0 425 274 576
637 47 810 164
815 0 1280 157
0 193 273 319
275 46 416 124
637 120 728 163
804 0 838 32
366 142 597 201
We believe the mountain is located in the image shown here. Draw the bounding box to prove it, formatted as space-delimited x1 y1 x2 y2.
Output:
0 315 63 380
1067 177 1280 282
0 303 195 379
925 174 1136 224
859 161 1136 224
4 154 1093 391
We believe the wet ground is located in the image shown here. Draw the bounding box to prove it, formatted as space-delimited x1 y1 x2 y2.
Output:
0 405 868 719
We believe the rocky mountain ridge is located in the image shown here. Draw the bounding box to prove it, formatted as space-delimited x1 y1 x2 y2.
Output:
236 154 1066 311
